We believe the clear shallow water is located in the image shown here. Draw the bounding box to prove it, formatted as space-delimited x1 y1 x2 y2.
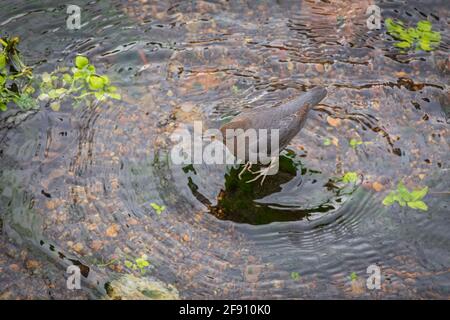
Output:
0 0 449 299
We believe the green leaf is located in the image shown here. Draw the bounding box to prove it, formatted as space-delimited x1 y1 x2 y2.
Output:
382 192 396 206
88 75 105 90
349 139 363 149
124 260 133 268
290 272 300 281
386 19 440 52
410 186 428 201
427 31 441 43
136 258 150 269
395 41 412 49
14 94 36 110
38 93 49 101
107 92 121 100
407 27 419 40
50 101 61 111
63 73 72 84
418 39 432 51
72 69 85 79
407 201 428 211
100 75 110 85
94 91 105 100
0 103 7 111
0 54 6 69
417 20 432 32
24 86 35 94
150 202 166 215
350 272 358 281
342 172 358 184
41 72 51 83
87 65 96 73
48 88 67 99
323 138 331 146
75 56 89 69
397 181 413 202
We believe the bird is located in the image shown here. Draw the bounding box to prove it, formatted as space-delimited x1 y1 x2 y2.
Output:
219 87 327 184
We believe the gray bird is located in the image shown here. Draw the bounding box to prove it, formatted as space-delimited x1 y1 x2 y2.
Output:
220 87 327 184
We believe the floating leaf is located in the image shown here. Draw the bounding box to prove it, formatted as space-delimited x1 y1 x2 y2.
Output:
0 54 6 69
100 75 110 85
382 181 429 211
290 272 300 281
417 20 432 32
410 186 428 201
150 202 166 215
38 93 49 101
75 55 89 69
41 72 51 83
407 201 428 211
136 258 150 269
397 181 412 201
50 101 60 111
382 191 396 206
386 18 440 52
395 41 411 49
94 91 105 100
107 92 121 100
349 139 363 149
88 75 105 90
62 73 72 84
342 172 358 184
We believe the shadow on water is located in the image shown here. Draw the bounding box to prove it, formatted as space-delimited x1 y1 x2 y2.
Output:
185 151 356 225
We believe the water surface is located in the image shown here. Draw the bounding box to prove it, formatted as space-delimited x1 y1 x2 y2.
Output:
0 0 449 299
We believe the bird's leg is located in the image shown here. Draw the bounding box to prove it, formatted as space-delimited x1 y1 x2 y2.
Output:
246 156 279 185
238 161 253 180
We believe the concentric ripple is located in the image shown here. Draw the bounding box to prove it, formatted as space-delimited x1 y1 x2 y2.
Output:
0 0 449 299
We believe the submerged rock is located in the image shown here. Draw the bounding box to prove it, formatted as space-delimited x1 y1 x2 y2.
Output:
104 274 179 300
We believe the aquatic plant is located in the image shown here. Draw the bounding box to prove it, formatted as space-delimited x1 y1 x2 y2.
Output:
150 202 166 215
0 35 121 112
124 254 150 275
341 172 358 184
38 55 121 110
0 37 36 111
382 181 428 211
349 138 363 149
290 272 300 281
385 18 441 51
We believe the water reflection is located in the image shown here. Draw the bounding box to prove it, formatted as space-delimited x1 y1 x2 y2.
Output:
0 0 449 299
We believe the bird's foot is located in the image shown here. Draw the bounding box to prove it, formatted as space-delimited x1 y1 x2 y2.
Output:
238 162 254 180
246 157 279 185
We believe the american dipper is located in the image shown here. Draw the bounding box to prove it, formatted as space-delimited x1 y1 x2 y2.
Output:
220 87 327 184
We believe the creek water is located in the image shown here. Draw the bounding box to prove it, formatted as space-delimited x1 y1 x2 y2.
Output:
0 0 449 299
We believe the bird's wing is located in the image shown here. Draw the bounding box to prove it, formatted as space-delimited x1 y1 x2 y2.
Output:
274 113 305 150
